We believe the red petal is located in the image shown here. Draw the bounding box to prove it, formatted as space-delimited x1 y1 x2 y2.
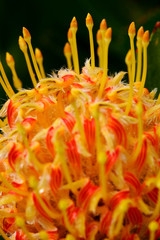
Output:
147 188 158 204
47 230 59 240
72 83 84 88
86 222 98 239
67 139 81 169
67 204 80 225
78 181 99 210
21 117 36 131
84 118 95 153
100 209 112 234
127 207 143 226
81 74 94 84
61 74 74 88
7 100 18 129
124 172 142 195
46 126 55 157
8 143 22 171
15 230 27 240
32 193 52 222
3 213 15 233
109 190 130 211
105 147 120 174
61 112 75 132
107 116 127 147
135 138 147 171
50 167 62 195
39 96 54 107
144 132 156 146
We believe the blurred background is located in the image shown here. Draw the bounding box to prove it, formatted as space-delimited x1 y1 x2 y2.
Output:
0 0 160 239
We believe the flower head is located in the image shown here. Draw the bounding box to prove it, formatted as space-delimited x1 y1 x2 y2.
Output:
0 14 160 240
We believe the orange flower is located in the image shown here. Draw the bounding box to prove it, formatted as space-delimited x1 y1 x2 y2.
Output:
0 14 160 240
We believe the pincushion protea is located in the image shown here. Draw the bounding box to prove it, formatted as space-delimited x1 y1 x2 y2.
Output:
0 13 160 240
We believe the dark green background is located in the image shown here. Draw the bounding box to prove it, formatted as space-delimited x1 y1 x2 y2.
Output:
0 0 160 239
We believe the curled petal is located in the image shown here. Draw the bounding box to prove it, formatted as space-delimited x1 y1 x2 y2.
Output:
61 74 75 88
127 207 143 226
78 180 99 210
144 132 156 146
86 222 98 240
124 171 142 195
135 138 147 171
32 193 52 222
67 139 81 169
3 211 15 233
109 190 130 211
67 204 80 225
21 117 36 132
147 188 158 204
105 147 120 174
47 230 59 240
8 143 22 171
100 209 112 234
46 126 55 157
61 112 76 132
15 230 27 240
84 118 95 153
7 100 18 129
38 96 54 108
50 167 62 195
107 116 127 147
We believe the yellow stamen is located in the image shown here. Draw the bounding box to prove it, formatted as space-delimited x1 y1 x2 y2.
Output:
109 199 132 238
96 29 103 68
0 76 12 98
18 36 37 87
100 19 107 68
70 17 79 74
86 13 95 70
68 28 77 73
97 151 107 200
64 42 72 69
35 48 46 78
0 227 11 240
133 101 143 160
66 234 76 240
125 50 134 115
0 60 15 95
148 221 159 240
98 27 112 99
39 231 49 240
128 22 136 83
16 217 35 240
138 30 149 97
6 52 22 89
23 27 42 80
135 26 144 82
58 199 76 235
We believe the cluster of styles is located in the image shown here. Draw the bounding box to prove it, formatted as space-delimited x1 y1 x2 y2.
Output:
0 13 160 240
